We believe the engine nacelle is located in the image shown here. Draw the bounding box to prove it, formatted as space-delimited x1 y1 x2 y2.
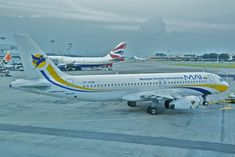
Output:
165 96 201 110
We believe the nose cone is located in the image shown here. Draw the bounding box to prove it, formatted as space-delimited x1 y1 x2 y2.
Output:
225 81 230 90
221 81 230 92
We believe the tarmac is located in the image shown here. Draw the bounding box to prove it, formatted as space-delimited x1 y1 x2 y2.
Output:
0 61 235 157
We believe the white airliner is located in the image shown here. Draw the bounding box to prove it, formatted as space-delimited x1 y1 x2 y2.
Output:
128 56 148 62
0 51 12 76
10 35 229 115
48 42 126 71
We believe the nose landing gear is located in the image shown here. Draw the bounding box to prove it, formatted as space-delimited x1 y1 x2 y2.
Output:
202 95 209 106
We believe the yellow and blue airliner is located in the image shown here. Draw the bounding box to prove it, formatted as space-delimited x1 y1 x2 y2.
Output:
10 34 230 115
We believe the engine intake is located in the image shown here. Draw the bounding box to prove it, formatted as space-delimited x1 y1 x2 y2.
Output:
165 96 200 110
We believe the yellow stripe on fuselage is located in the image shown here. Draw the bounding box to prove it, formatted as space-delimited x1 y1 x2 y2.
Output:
46 64 95 91
187 84 228 92
45 64 228 93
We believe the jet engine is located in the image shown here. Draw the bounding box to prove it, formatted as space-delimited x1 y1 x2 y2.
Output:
165 96 201 110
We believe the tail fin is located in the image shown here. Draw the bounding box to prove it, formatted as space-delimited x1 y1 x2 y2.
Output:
108 42 126 61
2 51 11 64
14 34 67 79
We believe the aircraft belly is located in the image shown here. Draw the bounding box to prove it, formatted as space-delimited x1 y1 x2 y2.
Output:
77 90 132 101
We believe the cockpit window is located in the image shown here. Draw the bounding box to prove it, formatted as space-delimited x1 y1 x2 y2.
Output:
219 77 224 82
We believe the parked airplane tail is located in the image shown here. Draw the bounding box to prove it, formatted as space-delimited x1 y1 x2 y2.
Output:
14 34 67 79
2 51 12 64
108 42 126 61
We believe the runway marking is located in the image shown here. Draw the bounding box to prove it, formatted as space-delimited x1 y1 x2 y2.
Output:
0 123 235 154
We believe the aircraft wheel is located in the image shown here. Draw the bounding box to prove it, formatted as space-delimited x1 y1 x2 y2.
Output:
150 107 158 115
203 101 209 106
147 107 158 115
147 106 152 113
127 101 136 107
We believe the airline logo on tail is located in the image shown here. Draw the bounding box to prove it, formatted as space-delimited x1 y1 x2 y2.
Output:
109 42 126 61
32 54 46 69
3 51 12 64
31 53 104 92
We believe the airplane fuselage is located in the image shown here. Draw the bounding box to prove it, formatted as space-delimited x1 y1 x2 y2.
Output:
11 71 229 101
49 55 119 70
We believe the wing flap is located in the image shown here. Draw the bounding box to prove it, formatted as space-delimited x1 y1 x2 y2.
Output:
122 89 185 102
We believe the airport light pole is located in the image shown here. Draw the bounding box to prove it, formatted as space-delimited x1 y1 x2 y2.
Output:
217 50 220 63
67 42 72 54
50 40 55 54
0 36 6 54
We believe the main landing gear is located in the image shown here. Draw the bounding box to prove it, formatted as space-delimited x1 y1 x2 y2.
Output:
127 101 160 115
147 106 158 115
202 95 209 106
146 100 164 115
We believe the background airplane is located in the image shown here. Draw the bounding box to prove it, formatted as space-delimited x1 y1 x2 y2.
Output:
0 51 12 76
127 56 148 62
11 35 230 115
48 42 126 71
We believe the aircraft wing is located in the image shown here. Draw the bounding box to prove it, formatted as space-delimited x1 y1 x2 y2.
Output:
122 88 191 102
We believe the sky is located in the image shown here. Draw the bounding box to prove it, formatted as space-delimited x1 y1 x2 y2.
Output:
0 0 235 56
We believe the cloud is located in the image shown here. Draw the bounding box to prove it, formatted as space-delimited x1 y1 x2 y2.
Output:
0 0 144 24
101 24 140 31
166 19 235 33
139 15 166 35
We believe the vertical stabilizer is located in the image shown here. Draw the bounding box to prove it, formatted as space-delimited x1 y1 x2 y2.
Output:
15 34 67 79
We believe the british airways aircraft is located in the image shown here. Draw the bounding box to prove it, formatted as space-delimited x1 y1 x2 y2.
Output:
10 35 229 115
48 42 126 71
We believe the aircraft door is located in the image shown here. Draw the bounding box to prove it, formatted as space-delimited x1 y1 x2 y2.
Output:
208 74 215 83
65 79 75 95
159 79 167 87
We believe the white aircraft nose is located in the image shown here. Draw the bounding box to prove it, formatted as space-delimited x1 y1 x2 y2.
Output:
225 81 230 89
222 81 230 92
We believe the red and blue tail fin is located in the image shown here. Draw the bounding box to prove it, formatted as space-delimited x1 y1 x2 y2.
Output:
108 42 126 61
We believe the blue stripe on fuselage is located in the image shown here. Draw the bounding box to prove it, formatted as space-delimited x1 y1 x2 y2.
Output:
40 70 92 92
184 87 211 95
